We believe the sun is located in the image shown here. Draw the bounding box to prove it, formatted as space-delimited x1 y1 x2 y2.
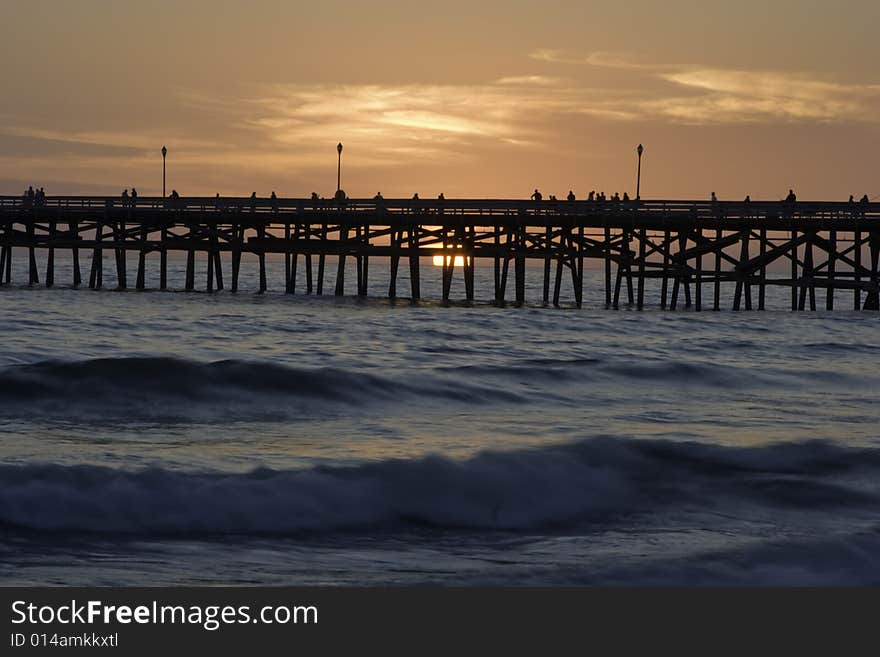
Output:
432 255 467 267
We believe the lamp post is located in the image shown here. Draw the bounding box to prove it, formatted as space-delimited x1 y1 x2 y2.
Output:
337 142 343 193
636 143 644 200
161 146 167 198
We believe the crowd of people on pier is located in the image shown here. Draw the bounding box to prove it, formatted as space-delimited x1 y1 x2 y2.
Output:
527 187 874 207
20 186 47 207
530 189 632 204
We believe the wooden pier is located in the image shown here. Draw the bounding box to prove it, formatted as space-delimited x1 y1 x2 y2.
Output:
1 194 879 310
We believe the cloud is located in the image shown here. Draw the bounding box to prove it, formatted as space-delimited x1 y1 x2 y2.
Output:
4 54 880 194
530 48 880 124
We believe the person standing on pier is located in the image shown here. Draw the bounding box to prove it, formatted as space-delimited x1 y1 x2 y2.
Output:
531 189 542 201
270 191 278 212
567 190 576 201
785 189 797 203
250 192 257 212
121 189 129 207
130 188 137 208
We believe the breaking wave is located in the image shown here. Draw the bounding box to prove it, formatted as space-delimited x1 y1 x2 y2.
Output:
1 437 877 535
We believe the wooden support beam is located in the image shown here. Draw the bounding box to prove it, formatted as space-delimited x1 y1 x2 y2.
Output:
160 227 168 291
624 231 635 305
713 228 721 311
284 224 292 293
28 222 39 286
515 226 526 306
661 229 671 309
636 227 646 310
464 226 475 302
604 226 612 307
758 228 767 311
552 244 564 307
257 225 267 293
791 229 798 311
206 239 215 293
136 226 147 290
335 225 347 296
494 223 502 303
854 230 862 310
864 231 880 310
185 248 195 292
543 224 552 305
827 229 836 311
317 223 327 295
441 226 453 302
577 226 584 307
733 230 751 311
89 219 103 290
361 222 370 297
389 228 399 299
213 248 223 290
694 227 702 311
409 224 420 301
304 224 313 294
115 222 127 290
798 235 816 311
45 220 56 288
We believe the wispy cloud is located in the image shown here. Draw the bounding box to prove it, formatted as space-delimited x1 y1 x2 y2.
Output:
530 48 880 124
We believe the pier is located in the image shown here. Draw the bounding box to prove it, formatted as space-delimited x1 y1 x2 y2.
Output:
1 195 879 310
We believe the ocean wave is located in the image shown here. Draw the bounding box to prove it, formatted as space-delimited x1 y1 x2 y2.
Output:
0 357 523 419
1 438 877 535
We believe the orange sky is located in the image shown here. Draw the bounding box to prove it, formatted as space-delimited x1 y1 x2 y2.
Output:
2 0 878 200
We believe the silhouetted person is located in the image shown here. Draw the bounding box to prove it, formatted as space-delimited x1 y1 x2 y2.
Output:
849 195 855 204
27 186 35 206
567 190 576 201
270 191 278 212
121 189 129 207
438 193 445 200
130 188 137 207
623 192 630 202
373 192 383 200
215 193 222 211
785 189 797 203
861 194 870 205
612 192 620 202
588 191 595 202
711 192 718 203
744 195 751 203
531 189 542 201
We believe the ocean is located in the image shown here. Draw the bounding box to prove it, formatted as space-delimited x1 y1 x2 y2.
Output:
2 250 880 585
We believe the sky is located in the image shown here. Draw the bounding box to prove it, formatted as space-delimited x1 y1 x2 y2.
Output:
1 0 879 200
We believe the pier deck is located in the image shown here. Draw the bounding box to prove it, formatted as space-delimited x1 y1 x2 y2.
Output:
1 195 879 310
